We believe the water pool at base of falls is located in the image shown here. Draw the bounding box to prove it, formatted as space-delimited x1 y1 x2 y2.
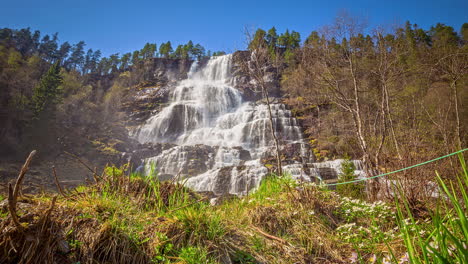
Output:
132 54 364 195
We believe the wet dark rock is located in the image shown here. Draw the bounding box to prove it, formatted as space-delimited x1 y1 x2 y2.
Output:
121 58 194 128
315 168 338 180
125 143 177 166
211 166 235 195
168 144 219 177
208 165 259 195
142 58 193 83
282 142 314 164
159 104 202 140
260 142 313 168
121 84 173 127
233 146 252 161
182 145 217 176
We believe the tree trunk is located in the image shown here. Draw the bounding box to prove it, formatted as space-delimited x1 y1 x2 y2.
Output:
348 55 369 163
451 79 462 149
375 80 387 168
348 54 379 200
384 82 403 161
263 86 283 175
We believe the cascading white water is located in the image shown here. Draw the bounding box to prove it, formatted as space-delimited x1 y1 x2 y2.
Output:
134 54 363 194
137 55 242 143
134 55 307 194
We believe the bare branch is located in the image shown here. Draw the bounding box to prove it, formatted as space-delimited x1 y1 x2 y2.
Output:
251 225 290 245
13 150 37 200
7 183 22 230
41 196 57 232
52 166 67 197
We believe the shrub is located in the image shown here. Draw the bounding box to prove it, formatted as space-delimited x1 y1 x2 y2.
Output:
336 159 365 199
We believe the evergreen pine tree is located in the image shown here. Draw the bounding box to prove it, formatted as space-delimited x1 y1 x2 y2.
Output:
32 62 63 119
248 29 267 51
336 159 365 199
132 50 140 65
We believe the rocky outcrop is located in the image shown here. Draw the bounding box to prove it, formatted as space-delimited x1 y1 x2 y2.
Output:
124 143 176 166
121 58 194 127
121 84 172 126
140 58 194 83
231 51 281 102
260 142 314 172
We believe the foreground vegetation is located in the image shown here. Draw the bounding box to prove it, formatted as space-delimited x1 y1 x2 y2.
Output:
1 152 466 263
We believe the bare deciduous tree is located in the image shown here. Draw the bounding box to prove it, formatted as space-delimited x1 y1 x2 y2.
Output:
239 27 283 175
433 52 468 149
302 12 381 198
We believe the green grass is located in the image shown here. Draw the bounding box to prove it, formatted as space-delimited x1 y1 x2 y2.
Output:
178 246 217 264
394 154 468 264
52 171 348 263
173 203 227 244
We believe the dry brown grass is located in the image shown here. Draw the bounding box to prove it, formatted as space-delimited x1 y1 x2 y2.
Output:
0 198 65 264
246 186 348 263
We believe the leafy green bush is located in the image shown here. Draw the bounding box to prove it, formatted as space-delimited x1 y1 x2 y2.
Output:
336 159 365 199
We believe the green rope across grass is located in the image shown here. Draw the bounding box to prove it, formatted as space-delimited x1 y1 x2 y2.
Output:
326 148 468 186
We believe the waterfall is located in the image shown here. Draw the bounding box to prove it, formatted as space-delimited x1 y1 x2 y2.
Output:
136 55 242 143
133 54 362 195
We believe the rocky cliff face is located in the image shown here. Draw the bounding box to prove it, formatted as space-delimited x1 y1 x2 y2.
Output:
140 57 194 83
122 52 283 128
231 51 281 101
121 58 194 127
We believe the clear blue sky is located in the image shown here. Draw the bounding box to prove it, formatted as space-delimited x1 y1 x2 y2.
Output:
2 0 467 57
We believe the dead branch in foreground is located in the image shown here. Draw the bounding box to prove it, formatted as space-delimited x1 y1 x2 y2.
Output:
251 225 290 245
7 150 37 231
12 150 36 200
52 166 67 198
